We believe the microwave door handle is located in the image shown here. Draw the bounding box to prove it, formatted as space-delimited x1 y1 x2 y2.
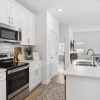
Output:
18 32 19 41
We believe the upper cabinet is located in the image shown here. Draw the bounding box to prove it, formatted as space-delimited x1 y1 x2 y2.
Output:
20 7 35 45
0 0 20 28
20 8 29 45
10 2 20 28
0 0 10 25
0 0 35 45
28 12 35 45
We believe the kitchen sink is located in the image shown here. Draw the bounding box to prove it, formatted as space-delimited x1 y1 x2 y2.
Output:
76 60 97 67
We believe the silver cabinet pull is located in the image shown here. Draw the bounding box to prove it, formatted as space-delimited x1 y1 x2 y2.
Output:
8 17 10 23
11 17 13 24
36 70 38 75
28 38 30 44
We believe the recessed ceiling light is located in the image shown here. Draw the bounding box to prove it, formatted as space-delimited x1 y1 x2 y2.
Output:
58 9 63 12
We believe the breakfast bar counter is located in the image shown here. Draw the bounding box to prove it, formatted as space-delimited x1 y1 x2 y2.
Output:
63 60 100 100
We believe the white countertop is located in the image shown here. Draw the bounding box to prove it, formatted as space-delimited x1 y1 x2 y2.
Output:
0 68 6 73
20 60 42 63
63 60 100 79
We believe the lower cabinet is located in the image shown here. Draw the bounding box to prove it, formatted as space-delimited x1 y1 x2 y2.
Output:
36 66 42 85
0 80 6 100
29 61 42 92
29 68 36 91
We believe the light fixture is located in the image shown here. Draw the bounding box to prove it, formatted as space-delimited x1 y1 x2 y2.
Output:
58 9 63 12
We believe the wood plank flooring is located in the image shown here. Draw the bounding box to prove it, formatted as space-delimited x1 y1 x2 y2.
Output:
25 74 65 100
25 63 65 100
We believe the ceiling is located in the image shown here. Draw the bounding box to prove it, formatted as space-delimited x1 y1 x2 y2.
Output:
15 0 100 31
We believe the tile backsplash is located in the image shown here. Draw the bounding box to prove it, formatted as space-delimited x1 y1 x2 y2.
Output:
0 43 14 53
0 43 26 57
0 43 34 60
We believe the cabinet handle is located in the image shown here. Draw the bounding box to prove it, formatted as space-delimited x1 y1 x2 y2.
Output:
36 70 38 75
8 17 10 23
11 17 13 24
28 38 30 44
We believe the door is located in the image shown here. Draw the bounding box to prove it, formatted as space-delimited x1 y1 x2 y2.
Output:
0 80 6 100
7 67 29 96
36 66 42 84
10 2 20 28
29 68 36 91
0 0 10 25
28 13 35 45
20 8 29 45
50 31 58 79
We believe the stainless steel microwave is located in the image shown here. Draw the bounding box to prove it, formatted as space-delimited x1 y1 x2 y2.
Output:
0 23 22 42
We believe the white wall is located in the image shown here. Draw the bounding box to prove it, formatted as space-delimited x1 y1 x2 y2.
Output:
71 25 100 32
59 26 73 69
34 10 47 84
73 31 100 59
34 10 59 84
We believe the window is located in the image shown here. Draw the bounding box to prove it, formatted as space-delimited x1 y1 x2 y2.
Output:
59 43 65 55
74 41 84 53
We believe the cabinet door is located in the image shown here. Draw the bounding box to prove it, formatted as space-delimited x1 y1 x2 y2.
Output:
0 0 10 24
50 31 58 79
20 8 29 45
36 67 42 84
10 2 20 28
29 69 36 91
28 13 35 45
0 80 6 100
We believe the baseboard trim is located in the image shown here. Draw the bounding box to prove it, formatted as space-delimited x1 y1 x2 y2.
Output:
42 79 51 85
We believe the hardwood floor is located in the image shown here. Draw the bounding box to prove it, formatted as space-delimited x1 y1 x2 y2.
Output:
25 74 65 100
25 63 65 100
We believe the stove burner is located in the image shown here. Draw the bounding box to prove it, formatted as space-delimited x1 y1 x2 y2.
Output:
0 53 8 58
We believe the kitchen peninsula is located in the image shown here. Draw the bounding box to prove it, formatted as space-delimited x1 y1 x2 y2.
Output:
64 60 100 100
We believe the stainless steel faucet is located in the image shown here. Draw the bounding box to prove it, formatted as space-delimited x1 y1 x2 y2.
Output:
86 49 95 66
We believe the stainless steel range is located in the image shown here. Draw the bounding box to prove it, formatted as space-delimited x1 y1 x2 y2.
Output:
0 54 29 100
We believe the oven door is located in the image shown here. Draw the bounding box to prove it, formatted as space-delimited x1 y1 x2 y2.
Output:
7 66 29 99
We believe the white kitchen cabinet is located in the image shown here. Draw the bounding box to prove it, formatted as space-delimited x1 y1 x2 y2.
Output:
36 66 42 84
28 13 35 45
0 72 6 100
29 68 36 91
20 8 29 45
20 7 35 45
0 80 6 100
29 61 42 92
0 0 20 28
0 0 10 25
0 0 35 45
10 2 20 28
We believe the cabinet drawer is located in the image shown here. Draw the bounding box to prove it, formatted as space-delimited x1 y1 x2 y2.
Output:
37 62 42 67
29 62 35 68
0 72 6 82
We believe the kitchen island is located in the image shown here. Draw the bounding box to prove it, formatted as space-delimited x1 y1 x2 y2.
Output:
63 60 100 100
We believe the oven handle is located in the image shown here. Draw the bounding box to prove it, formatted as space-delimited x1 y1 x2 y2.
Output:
8 65 29 74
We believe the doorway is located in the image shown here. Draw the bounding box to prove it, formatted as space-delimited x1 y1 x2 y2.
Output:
59 43 65 73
